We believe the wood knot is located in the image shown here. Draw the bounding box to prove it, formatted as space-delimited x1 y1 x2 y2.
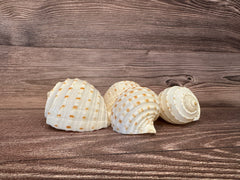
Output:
165 75 194 87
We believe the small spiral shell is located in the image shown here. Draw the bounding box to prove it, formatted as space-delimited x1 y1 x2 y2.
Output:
158 86 200 124
45 78 109 132
104 81 140 117
111 87 160 134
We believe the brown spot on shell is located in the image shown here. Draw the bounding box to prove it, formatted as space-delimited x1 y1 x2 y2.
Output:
119 120 122 123
66 126 71 129
79 127 84 130
54 124 58 127
134 96 138 99
48 112 51 115
59 88 62 91
83 116 86 119
69 115 75 118
76 97 81 100
145 99 149 103
73 106 78 109
57 114 61 117
80 87 85 90
68 87 73 90
64 95 69 98
127 108 130 112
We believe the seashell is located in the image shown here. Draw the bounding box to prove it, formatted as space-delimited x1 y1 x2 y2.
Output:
104 81 140 117
45 78 109 132
111 87 160 134
158 86 200 124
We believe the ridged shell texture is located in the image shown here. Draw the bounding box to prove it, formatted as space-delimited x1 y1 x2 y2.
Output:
111 87 160 134
159 86 200 124
104 81 140 117
45 78 109 132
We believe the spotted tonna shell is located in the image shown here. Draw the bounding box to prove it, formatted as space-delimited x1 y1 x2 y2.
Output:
45 78 109 132
104 81 140 118
111 87 160 134
158 86 200 124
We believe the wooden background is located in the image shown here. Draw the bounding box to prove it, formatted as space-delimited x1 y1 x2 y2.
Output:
0 0 240 179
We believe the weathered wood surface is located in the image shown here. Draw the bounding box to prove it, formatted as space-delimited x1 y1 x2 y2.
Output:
1 46 240 109
0 0 240 179
0 0 240 52
0 107 239 179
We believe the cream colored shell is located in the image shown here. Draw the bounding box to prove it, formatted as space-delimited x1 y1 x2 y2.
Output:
158 86 200 124
104 81 140 117
111 87 160 134
45 78 109 132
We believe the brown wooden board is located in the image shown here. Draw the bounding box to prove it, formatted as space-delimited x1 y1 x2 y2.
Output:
0 0 240 52
0 46 239 109
0 107 239 179
1 0 240 179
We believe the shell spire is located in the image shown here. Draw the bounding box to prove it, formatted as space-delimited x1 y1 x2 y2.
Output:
45 78 109 132
158 86 200 124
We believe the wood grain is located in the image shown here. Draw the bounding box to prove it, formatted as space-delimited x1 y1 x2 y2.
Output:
0 0 240 52
0 148 239 179
1 0 240 179
1 45 239 109
0 107 239 179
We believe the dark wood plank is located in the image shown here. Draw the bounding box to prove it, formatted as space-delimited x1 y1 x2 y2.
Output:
0 107 239 179
0 0 239 52
1 45 239 109
1 1 240 179
0 147 239 179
